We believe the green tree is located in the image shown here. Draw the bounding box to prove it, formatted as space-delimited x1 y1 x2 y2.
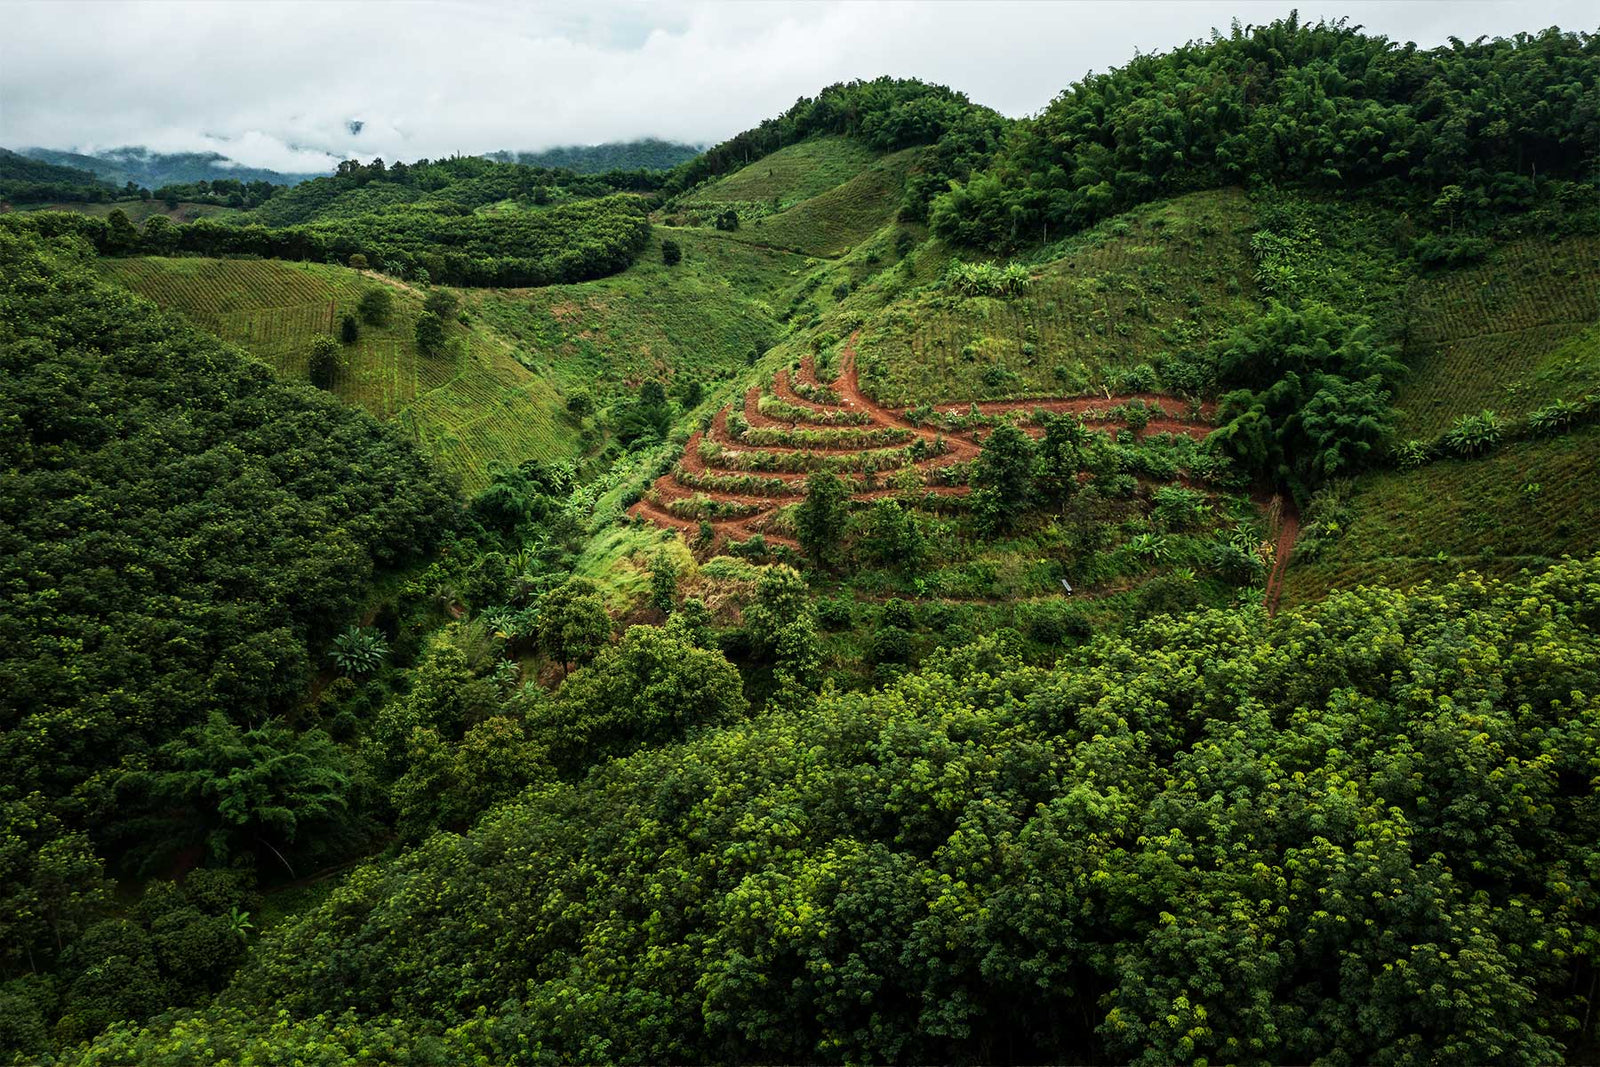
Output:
649 551 679 613
414 311 445 357
422 288 459 321
533 625 747 773
340 313 360 344
151 715 352 871
662 238 682 266
307 334 340 389
795 470 850 568
357 287 392 325
538 579 611 678
971 421 1036 533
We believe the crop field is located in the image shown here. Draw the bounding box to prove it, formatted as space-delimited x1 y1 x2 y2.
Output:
717 147 923 259
1280 422 1600 607
677 136 878 213
855 188 1259 405
100 256 577 491
1391 235 1600 437
475 229 805 404
629 335 1227 557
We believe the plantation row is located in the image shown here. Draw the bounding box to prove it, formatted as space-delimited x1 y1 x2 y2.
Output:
630 336 1220 553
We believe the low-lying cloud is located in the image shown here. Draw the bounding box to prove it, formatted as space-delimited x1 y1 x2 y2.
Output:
1 0 1589 172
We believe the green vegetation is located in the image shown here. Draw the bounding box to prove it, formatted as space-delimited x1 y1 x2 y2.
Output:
97 257 581 491
56 559 1600 1065
7 16 1600 1063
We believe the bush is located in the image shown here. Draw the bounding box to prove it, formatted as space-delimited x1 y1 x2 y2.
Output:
308 335 340 389
869 625 913 664
340 313 360 344
357 287 393 326
1015 599 1091 646
1443 410 1504 457
816 597 854 631
662 239 681 266
1135 573 1203 616
881 598 915 630
945 260 1031 297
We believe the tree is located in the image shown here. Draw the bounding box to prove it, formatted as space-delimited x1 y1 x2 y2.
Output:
414 312 445 357
971 421 1036 533
307 335 340 389
662 238 682 266
1035 412 1089 507
357 287 392 326
348 253 369 270
103 209 140 254
423 289 459 321
151 714 352 869
649 551 679 613
566 391 594 418
857 499 923 571
340 313 360 344
534 625 747 773
714 209 740 231
795 471 851 568
329 625 388 676
537 579 611 678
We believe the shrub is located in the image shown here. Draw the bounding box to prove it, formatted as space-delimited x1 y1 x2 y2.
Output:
945 261 1031 297
357 287 393 326
816 597 854 630
1135 573 1203 617
869 625 913 664
881 599 915 630
308 335 340 390
1443 410 1504 457
340 313 360 344
661 239 681 266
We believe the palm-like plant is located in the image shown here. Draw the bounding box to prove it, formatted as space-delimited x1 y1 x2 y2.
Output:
330 626 389 676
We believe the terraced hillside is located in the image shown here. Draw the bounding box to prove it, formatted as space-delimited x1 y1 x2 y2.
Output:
630 332 1219 553
100 257 578 491
19 199 240 224
856 188 1259 404
1392 234 1600 437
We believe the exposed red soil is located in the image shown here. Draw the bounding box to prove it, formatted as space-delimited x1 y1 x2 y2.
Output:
630 331 1219 555
1263 497 1300 617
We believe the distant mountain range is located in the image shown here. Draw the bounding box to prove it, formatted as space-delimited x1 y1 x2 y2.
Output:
12 138 705 191
16 146 329 188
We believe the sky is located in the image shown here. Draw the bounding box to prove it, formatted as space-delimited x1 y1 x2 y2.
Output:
1 0 1591 173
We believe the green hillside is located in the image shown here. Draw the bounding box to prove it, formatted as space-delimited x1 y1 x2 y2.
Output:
11 17 1600 1067
859 188 1258 404
1392 235 1600 437
100 257 580 490
676 135 878 215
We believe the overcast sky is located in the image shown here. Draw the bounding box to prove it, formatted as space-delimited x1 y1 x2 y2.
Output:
1 0 1591 173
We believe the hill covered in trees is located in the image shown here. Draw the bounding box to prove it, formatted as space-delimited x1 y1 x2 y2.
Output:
4 14 1600 1064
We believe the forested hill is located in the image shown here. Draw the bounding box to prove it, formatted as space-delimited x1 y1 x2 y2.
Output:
5 13 1600 1065
930 20 1600 248
494 138 703 173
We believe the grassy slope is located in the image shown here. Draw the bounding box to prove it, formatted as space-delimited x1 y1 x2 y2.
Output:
678 135 878 212
720 147 922 259
1281 423 1600 608
1392 234 1600 437
855 188 1259 405
474 228 809 404
99 257 578 492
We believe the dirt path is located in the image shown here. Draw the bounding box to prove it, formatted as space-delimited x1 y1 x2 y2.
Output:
1264 498 1300 617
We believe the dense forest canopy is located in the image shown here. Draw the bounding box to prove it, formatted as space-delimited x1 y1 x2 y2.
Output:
0 225 455 992
931 18 1600 248
45 559 1600 1065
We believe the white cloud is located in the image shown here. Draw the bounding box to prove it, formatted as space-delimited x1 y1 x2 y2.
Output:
0 0 1591 172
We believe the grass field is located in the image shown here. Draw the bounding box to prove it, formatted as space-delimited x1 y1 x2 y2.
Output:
1391 235 1600 438
855 188 1259 405
100 257 579 492
474 228 808 404
1280 422 1600 607
677 136 878 214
